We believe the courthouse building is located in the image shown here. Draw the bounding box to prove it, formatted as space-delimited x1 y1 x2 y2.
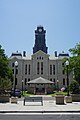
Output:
9 26 72 94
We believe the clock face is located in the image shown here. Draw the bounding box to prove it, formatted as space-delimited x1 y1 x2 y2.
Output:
39 28 42 32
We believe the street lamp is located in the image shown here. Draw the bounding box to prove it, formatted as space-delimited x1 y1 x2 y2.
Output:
57 80 59 92
14 61 18 97
65 60 69 96
22 80 24 96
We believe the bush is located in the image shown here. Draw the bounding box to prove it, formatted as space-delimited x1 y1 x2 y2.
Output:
0 77 12 95
70 80 80 94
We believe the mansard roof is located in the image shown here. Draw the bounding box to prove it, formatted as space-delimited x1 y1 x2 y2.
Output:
27 77 54 84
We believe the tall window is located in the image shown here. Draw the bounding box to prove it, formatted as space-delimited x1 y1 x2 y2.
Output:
25 64 27 74
12 63 14 67
37 62 39 74
50 65 52 75
28 64 30 75
63 78 65 85
62 69 65 74
16 69 18 74
25 78 27 85
28 78 30 82
62 62 65 67
41 62 43 74
53 65 55 75
50 78 52 81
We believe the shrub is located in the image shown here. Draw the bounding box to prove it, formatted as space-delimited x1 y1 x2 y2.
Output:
70 80 80 94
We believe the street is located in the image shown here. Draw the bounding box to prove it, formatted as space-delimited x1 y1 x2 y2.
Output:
0 114 80 120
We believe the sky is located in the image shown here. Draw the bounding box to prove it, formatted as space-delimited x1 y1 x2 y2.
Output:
0 0 80 57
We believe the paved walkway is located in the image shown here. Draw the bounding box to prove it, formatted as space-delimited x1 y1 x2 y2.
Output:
0 96 80 113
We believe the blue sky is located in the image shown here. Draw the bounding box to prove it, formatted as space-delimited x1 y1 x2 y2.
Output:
0 0 80 56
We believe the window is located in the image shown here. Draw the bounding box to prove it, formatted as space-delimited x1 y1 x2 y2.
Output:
63 78 65 85
41 62 43 74
53 65 55 75
50 78 52 81
62 69 65 74
62 62 65 67
16 69 18 74
50 65 52 75
28 64 30 75
37 62 39 74
12 63 14 67
25 78 27 85
40 56 41 59
28 78 30 82
25 64 27 74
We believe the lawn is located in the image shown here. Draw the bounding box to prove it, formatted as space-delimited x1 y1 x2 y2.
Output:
21 91 68 97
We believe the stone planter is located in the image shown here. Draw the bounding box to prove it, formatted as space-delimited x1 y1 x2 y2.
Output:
65 96 72 103
0 95 10 103
10 97 18 104
55 95 64 104
71 94 80 102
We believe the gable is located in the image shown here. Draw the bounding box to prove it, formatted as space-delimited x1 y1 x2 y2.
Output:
32 50 49 59
27 77 53 84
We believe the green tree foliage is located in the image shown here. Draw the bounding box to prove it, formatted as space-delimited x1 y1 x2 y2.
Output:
0 45 13 93
0 77 12 93
70 80 80 94
69 42 80 84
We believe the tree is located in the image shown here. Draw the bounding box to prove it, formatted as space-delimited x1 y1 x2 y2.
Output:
70 80 80 94
69 42 80 84
0 45 13 94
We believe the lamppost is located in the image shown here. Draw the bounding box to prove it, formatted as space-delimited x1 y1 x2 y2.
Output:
57 80 59 92
65 60 69 96
14 61 18 97
22 80 24 96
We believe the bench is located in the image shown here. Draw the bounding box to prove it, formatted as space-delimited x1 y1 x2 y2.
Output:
24 96 43 106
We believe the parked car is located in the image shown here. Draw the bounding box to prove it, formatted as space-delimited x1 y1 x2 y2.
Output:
11 89 21 98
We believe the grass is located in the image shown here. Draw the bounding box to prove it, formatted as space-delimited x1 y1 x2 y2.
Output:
21 91 34 96
21 91 68 97
47 91 67 96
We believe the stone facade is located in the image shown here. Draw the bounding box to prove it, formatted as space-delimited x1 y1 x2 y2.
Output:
9 26 73 92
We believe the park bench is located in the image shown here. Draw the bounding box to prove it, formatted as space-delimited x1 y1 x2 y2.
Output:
23 96 43 106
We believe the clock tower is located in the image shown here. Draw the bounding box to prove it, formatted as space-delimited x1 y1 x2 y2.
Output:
33 25 48 54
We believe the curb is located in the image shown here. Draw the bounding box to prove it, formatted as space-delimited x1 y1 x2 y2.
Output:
0 111 80 113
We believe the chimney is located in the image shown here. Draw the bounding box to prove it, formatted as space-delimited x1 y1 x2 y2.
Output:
23 51 26 57
55 51 57 57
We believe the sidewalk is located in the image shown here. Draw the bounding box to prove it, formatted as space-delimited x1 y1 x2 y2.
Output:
0 96 80 113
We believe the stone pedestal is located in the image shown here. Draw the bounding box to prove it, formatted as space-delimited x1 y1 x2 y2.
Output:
71 94 80 102
0 95 10 103
55 95 64 104
10 97 18 104
65 96 72 103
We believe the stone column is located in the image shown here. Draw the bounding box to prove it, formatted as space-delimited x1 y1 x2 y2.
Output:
34 84 36 94
45 84 47 94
